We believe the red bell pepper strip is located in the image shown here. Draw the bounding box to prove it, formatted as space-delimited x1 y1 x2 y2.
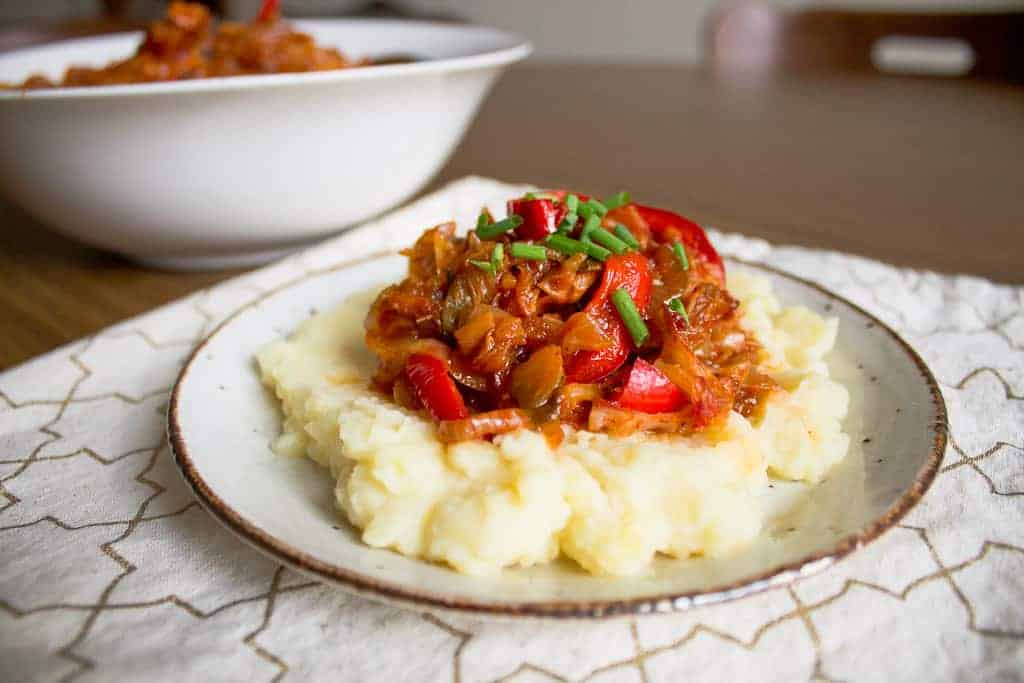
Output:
537 190 589 235
256 0 280 22
565 251 653 383
611 358 686 413
508 198 559 241
564 324 630 384
633 205 725 285
586 250 652 312
404 353 469 421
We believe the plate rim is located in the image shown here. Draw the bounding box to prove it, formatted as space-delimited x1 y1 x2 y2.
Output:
168 252 948 619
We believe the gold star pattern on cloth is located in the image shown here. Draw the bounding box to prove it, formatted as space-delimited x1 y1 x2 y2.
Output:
1 178 1021 682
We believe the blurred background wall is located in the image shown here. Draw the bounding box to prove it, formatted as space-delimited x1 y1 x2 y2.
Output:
3 0 1021 64
350 0 1024 63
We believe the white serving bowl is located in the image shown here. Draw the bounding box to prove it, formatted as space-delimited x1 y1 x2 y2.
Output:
0 20 529 269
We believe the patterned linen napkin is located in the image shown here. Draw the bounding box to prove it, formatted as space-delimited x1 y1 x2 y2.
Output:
1 177 1021 682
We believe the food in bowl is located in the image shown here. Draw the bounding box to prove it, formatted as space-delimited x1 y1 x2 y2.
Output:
0 17 527 268
5 0 364 90
258 191 851 575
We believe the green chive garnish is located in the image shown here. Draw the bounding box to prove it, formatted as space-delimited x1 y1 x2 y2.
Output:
476 215 523 240
581 242 611 261
564 194 579 213
469 259 495 276
612 288 649 346
491 243 504 270
603 191 631 210
614 224 640 249
579 198 608 219
579 213 601 242
476 211 490 230
510 242 548 260
544 234 610 261
668 296 690 326
673 241 690 270
545 234 585 255
557 211 578 233
588 227 629 254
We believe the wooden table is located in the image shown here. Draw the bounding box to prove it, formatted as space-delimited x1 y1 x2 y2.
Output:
2 63 1022 369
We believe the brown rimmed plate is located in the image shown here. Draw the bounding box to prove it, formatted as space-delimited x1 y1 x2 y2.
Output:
168 254 946 619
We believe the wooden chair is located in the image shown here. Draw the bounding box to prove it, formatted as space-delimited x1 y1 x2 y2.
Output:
705 2 1024 82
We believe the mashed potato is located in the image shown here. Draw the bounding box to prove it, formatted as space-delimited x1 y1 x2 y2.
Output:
257 270 849 576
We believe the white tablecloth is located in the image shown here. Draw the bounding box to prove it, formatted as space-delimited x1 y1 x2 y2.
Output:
2 177 1022 682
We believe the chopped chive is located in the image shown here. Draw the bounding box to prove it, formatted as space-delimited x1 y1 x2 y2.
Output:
603 191 631 210
581 240 611 261
476 211 490 230
614 224 640 249
510 242 548 260
544 234 610 261
476 215 523 240
564 194 580 213
557 211 578 233
673 241 690 270
545 234 586 255
469 259 495 276
588 227 629 254
490 243 504 270
579 213 601 242
667 296 690 326
612 288 649 346
578 198 608 219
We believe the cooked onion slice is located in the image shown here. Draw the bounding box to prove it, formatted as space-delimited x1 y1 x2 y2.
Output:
587 402 687 437
510 345 564 409
437 409 531 443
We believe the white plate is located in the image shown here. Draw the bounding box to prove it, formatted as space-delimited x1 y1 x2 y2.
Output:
169 254 947 619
